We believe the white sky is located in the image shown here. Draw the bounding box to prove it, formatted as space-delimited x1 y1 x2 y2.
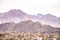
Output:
0 0 60 17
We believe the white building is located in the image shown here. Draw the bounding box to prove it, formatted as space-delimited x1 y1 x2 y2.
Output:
53 38 56 40
36 37 42 40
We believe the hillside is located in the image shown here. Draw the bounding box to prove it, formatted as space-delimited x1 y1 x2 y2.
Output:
0 20 60 34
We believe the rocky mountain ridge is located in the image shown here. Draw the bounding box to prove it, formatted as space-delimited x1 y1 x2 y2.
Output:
0 20 60 34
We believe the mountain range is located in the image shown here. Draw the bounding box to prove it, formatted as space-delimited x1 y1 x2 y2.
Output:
0 9 60 27
0 9 60 34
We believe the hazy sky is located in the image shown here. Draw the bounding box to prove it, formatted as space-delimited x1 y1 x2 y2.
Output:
0 0 60 17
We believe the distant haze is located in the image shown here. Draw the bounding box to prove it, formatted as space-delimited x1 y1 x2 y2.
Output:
0 0 60 17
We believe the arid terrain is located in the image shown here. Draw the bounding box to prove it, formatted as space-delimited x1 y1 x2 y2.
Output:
0 32 60 40
0 9 60 40
0 20 60 40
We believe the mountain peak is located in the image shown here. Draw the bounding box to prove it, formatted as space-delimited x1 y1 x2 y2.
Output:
4 9 26 16
3 9 27 18
45 13 56 17
37 13 43 15
36 13 43 17
9 9 23 13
